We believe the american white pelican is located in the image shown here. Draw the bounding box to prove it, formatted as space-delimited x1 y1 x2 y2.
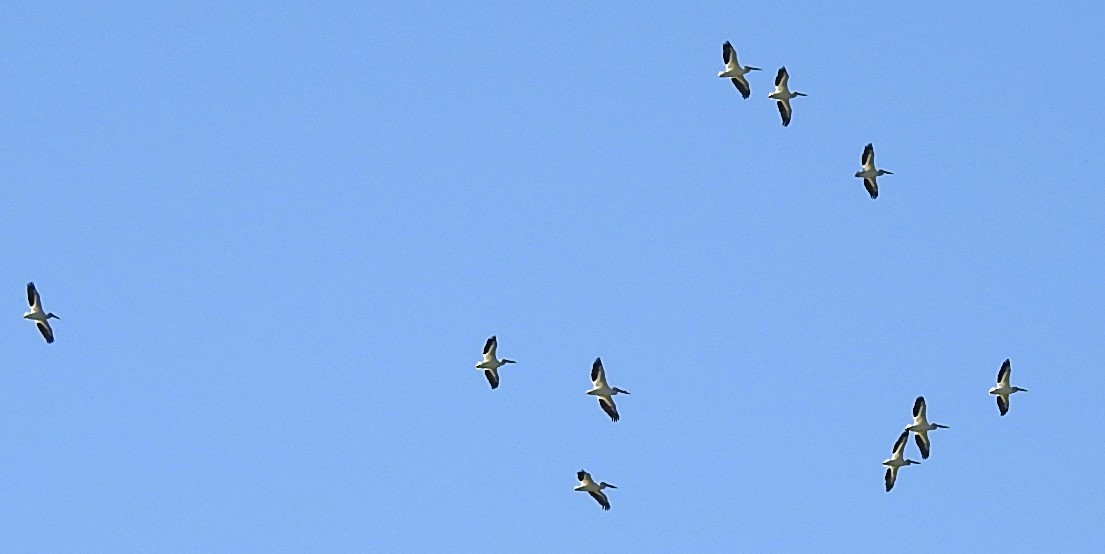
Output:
904 396 949 460
854 143 893 199
768 66 806 127
475 335 515 389
717 41 760 99
23 282 59 344
882 430 920 492
587 357 630 422
989 359 1028 416
574 469 617 511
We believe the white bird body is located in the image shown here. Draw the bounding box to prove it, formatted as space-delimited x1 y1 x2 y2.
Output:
717 41 760 99
23 282 60 344
475 335 515 389
882 430 920 492
574 470 617 510
586 358 630 422
855 143 893 199
768 66 806 126
904 396 949 459
989 359 1027 416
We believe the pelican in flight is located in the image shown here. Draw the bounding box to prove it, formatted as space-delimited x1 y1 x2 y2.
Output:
989 359 1028 416
768 66 806 127
855 143 893 199
904 396 949 460
717 41 760 99
574 469 617 511
475 335 515 389
882 431 920 492
23 282 60 344
587 357 630 422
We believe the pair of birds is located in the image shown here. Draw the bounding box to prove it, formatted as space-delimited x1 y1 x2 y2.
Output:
716 41 806 126
719 42 895 199
475 337 632 422
882 396 949 492
23 282 60 344
883 360 1031 491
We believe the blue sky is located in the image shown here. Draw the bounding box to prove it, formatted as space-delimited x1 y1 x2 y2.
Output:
1 1 1102 551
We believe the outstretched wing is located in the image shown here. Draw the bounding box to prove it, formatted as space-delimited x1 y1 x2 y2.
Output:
731 76 751 99
862 143 874 167
27 282 39 308
591 358 608 387
884 467 897 492
914 433 931 460
777 100 792 127
913 396 927 420
588 490 611 510
722 41 734 66
484 369 499 390
997 359 1011 386
996 395 1009 416
864 178 878 199
36 321 55 344
483 336 497 357
599 397 620 422
577 470 590 482
775 66 788 88
892 430 909 456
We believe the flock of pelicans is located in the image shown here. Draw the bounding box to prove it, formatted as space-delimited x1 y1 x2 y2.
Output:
468 40 1034 510
718 40 893 198
21 41 1032 514
476 333 1030 510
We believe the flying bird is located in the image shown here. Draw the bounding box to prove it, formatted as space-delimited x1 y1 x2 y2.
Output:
768 66 807 126
574 469 617 511
23 282 60 344
854 143 893 199
717 41 760 99
475 335 515 389
882 430 920 492
904 396 949 460
587 357 631 422
989 359 1028 416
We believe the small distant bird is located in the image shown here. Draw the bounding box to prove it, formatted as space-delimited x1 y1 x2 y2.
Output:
574 469 617 511
587 357 631 422
989 359 1028 416
768 66 806 126
717 41 760 99
24 282 60 344
475 335 515 389
904 396 949 460
882 430 920 492
854 143 893 199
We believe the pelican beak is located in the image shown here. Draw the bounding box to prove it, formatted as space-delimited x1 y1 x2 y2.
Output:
748 66 761 71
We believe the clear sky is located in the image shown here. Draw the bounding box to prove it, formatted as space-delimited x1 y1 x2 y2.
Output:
2 2 1102 551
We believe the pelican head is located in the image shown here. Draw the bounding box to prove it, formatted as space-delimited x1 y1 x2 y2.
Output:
878 169 893 176
933 423 949 429
854 170 864 178
793 92 808 97
1012 387 1028 393
501 359 516 364
599 482 617 489
612 387 630 395
745 66 761 72
47 312 59 320
905 460 920 466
